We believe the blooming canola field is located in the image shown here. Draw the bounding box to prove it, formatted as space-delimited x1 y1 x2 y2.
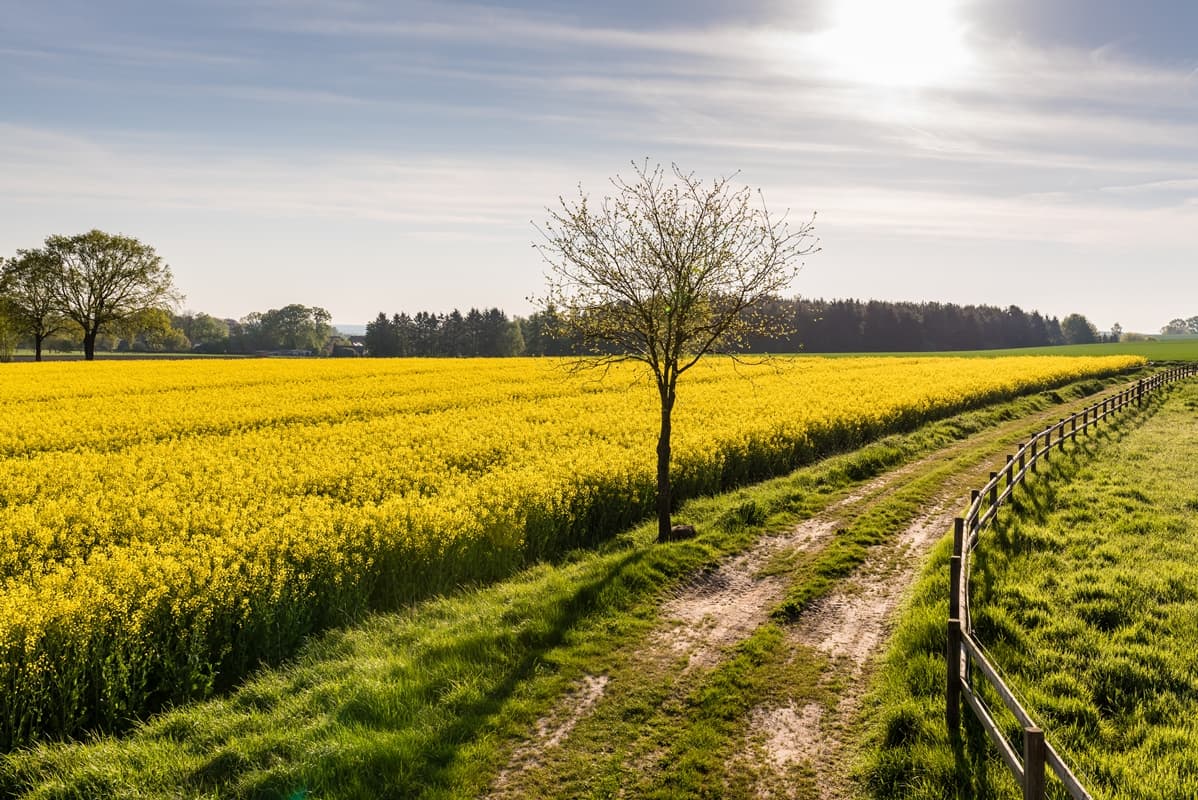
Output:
0 354 1142 747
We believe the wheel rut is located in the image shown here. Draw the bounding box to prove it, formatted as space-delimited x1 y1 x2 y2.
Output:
486 443 950 798
741 497 960 799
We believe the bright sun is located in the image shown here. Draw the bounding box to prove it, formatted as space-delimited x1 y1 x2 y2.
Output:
814 0 972 88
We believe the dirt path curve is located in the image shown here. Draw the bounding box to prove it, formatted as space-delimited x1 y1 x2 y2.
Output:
487 454 952 798
742 496 961 799
486 387 1121 799
649 463 925 679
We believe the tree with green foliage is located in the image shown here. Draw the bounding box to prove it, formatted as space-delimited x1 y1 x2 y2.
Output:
1162 318 1189 336
113 308 189 352
535 161 817 540
42 230 180 360
0 296 20 362
501 315 525 356
1061 313 1098 345
174 311 229 351
0 249 68 361
256 304 333 352
365 311 398 356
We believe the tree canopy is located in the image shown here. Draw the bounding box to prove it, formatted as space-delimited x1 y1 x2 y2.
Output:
236 304 333 353
537 162 817 373
1161 317 1198 336
535 161 817 539
43 230 180 360
0 249 66 361
1060 313 1098 345
365 307 524 357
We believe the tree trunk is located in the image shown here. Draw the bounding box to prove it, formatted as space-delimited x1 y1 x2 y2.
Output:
656 390 674 541
83 329 97 361
34 334 43 362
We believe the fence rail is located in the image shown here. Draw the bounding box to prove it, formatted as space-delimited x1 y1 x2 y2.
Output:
947 364 1198 800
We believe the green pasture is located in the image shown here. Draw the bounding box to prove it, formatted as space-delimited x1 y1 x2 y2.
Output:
860 378 1198 799
804 339 1198 361
957 339 1198 361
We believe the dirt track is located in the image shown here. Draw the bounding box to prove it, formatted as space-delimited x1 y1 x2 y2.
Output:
486 389 1117 799
489 452 966 798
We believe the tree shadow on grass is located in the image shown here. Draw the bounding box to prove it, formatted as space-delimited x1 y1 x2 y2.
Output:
178 546 658 799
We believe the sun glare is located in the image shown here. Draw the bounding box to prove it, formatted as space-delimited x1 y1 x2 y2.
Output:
814 0 972 88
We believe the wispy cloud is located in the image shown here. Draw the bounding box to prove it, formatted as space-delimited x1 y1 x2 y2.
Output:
3 0 1196 330
0 125 596 230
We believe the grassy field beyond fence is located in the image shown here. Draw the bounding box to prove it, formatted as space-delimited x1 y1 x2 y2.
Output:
861 378 1198 799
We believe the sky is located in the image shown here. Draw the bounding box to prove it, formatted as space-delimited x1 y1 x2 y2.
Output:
2 0 1196 333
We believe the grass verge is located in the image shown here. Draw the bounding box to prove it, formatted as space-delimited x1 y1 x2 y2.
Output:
859 377 1198 799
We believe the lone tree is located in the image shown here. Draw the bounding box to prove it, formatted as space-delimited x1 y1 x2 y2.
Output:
44 230 180 360
0 249 67 361
535 161 818 541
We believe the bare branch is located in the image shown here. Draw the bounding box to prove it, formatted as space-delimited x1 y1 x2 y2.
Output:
531 160 818 539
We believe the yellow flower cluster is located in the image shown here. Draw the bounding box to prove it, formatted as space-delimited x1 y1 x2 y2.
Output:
0 354 1142 746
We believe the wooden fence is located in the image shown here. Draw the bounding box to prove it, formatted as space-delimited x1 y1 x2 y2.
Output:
947 364 1198 800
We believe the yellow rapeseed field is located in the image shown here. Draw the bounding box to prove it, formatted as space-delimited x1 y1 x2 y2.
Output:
0 354 1142 746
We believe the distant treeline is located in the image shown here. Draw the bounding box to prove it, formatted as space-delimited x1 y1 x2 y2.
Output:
363 299 1107 357
364 308 526 357
740 298 1105 353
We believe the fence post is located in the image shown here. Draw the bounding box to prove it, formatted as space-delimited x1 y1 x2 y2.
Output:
1018 445 1026 479
947 617 961 734
969 490 980 550
989 472 998 508
1138 378 1144 406
1006 455 1014 492
1024 727 1046 800
951 518 964 612
1058 420 1065 452
948 518 963 735
1030 435 1038 473
1071 413 1077 441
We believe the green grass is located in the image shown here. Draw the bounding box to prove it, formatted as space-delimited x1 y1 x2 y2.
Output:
954 340 1198 361
859 378 1198 799
794 339 1198 361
